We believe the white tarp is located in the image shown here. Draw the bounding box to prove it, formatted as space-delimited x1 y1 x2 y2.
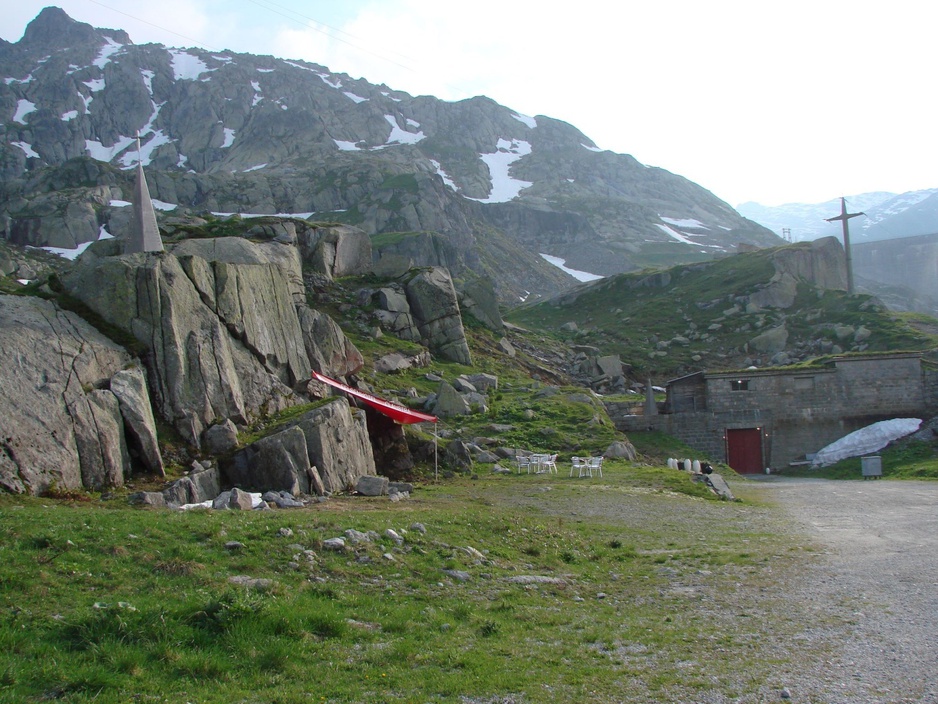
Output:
811 418 922 467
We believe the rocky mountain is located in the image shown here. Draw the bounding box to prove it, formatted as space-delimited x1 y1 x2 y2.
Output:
1 7 779 304
738 189 938 244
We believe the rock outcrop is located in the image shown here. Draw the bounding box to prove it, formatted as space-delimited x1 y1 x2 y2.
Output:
62 238 362 446
110 367 164 476
298 225 373 279
0 295 160 494
456 276 504 333
224 398 376 495
404 267 472 365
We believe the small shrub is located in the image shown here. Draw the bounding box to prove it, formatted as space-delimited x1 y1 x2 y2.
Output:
478 620 500 637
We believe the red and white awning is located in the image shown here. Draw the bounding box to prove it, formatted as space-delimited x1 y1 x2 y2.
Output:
311 370 438 425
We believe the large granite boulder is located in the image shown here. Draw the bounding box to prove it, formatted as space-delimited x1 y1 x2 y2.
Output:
7 187 112 249
172 237 306 302
223 397 376 495
161 462 221 506
297 306 364 378
404 267 472 365
770 236 847 292
433 381 472 417
70 389 130 490
298 224 372 279
62 249 297 445
225 426 312 495
0 295 156 494
456 276 504 333
749 324 789 355
291 398 376 493
370 285 422 341
110 367 164 476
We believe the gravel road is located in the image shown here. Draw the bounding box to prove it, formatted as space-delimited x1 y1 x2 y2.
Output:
745 477 938 703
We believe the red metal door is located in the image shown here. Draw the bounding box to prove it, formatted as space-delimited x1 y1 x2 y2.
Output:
726 428 763 473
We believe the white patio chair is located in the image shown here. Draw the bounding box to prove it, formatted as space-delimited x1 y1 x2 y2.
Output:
516 455 532 474
588 456 604 477
542 453 558 474
571 456 589 477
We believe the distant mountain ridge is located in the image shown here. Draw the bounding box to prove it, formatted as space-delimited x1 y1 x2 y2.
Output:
0 7 779 303
738 189 938 244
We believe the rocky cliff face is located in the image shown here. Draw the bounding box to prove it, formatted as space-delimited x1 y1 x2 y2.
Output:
61 237 363 448
0 294 161 494
1 7 780 303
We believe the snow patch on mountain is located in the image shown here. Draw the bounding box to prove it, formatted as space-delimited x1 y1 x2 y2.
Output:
430 159 458 192
655 223 723 250
119 131 170 169
13 99 36 124
140 69 154 94
661 216 709 230
317 73 342 89
85 136 134 162
539 254 603 282
40 224 114 260
468 138 533 204
168 49 210 81
5 73 34 85
93 37 122 69
511 112 537 129
865 189 938 224
656 223 698 245
384 115 424 145
12 141 39 158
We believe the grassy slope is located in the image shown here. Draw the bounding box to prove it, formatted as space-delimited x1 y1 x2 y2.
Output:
0 465 821 704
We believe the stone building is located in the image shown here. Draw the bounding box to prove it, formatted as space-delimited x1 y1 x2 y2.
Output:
608 353 938 472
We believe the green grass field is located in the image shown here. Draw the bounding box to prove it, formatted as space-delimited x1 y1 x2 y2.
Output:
0 463 818 704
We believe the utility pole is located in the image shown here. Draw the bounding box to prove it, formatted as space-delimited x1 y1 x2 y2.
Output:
825 197 863 294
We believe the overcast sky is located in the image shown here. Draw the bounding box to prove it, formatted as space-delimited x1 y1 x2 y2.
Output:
3 0 935 207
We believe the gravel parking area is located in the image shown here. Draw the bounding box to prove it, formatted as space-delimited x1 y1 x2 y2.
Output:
744 477 938 703
503 474 938 703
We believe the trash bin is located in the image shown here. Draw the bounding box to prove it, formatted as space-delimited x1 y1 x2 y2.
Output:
861 455 882 480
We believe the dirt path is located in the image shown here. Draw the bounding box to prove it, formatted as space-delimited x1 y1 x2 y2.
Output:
743 477 938 703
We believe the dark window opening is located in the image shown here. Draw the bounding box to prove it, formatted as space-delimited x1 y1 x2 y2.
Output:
730 380 749 391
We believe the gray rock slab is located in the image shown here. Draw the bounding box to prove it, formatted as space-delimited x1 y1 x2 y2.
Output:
356 475 388 496
226 426 309 495
201 419 240 455
0 295 132 494
110 367 164 476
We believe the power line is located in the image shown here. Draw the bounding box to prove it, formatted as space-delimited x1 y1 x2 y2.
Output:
241 0 419 74
83 0 224 51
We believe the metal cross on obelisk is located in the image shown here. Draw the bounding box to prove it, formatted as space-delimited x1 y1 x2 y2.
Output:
825 197 863 294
